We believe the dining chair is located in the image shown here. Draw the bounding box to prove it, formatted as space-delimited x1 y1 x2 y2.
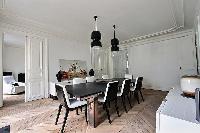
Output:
86 76 96 82
102 75 109 79
73 78 86 84
130 77 139 104
98 81 120 124
55 83 88 133
130 77 144 104
73 78 86 114
117 79 132 113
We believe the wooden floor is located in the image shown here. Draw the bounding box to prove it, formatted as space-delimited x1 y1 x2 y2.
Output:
0 89 167 133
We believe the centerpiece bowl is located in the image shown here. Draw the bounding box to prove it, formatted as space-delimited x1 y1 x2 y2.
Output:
181 75 200 97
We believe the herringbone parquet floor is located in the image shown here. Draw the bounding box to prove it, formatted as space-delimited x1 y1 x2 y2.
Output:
0 89 167 133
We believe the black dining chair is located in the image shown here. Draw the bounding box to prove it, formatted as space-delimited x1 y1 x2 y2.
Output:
117 79 132 113
131 77 144 104
98 81 120 124
55 83 88 133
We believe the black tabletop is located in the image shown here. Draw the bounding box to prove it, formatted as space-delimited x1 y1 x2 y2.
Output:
65 78 135 98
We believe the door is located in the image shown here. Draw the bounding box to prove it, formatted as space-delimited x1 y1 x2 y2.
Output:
25 36 48 102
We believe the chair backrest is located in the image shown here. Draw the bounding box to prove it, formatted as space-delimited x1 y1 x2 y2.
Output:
73 78 86 84
55 83 70 107
103 81 119 102
86 76 96 82
125 74 133 80
105 81 119 101
3 76 16 84
102 75 109 79
122 79 131 95
133 77 139 90
118 79 131 96
135 77 143 91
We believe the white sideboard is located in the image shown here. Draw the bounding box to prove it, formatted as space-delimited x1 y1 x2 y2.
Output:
156 86 200 133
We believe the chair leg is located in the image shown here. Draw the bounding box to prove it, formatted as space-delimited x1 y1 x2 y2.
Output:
55 104 63 125
80 106 83 112
76 108 79 115
134 92 140 104
104 103 112 124
85 105 88 123
139 90 144 102
61 108 69 133
121 96 128 113
127 95 132 108
115 99 120 117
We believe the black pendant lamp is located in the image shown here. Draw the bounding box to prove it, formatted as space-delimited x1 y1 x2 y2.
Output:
111 25 119 51
91 16 102 47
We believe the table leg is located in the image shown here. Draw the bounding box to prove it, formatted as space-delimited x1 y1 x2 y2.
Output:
87 97 101 128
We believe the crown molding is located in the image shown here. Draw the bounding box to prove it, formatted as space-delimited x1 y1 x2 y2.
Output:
119 29 194 50
120 0 184 45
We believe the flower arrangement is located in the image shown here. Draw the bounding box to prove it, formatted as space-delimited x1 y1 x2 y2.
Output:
56 62 87 81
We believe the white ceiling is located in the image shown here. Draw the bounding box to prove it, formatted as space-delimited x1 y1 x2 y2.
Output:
2 0 199 45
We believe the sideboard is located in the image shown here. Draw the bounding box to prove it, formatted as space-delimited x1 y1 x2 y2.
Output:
156 86 200 133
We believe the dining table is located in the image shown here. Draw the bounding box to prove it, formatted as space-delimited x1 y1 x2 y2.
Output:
57 78 135 128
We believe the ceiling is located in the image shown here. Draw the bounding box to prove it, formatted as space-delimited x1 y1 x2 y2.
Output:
2 0 199 45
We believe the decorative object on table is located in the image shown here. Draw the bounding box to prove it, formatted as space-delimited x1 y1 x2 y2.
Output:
180 75 200 97
195 88 200 122
91 16 102 47
89 69 95 76
56 61 87 81
111 25 119 52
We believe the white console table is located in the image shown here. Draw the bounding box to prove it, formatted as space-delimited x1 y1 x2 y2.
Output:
156 86 200 133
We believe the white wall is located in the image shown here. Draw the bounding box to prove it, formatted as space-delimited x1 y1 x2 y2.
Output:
127 30 196 91
48 37 91 82
3 45 25 81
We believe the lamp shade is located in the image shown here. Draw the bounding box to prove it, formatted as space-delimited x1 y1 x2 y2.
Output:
111 25 119 51
91 16 102 47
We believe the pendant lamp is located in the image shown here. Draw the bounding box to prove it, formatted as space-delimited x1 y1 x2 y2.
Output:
91 16 102 47
111 25 119 51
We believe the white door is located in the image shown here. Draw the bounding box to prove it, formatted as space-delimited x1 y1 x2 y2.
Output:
25 36 48 102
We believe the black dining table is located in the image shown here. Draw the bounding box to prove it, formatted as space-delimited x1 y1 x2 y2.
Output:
63 78 135 127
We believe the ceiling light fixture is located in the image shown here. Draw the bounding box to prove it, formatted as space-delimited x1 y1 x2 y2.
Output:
91 16 102 47
111 25 119 51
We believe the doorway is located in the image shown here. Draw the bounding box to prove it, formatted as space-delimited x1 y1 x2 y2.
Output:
0 31 49 108
2 32 26 107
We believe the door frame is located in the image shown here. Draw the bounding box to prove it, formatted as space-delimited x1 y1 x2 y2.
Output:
0 29 49 107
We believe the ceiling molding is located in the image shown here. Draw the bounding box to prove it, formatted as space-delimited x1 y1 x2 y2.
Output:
119 29 194 50
120 0 185 45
